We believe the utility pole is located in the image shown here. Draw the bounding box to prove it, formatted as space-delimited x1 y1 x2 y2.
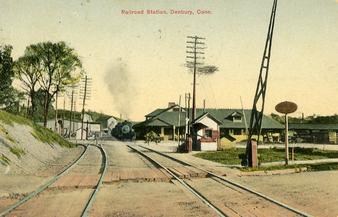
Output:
63 97 65 136
26 99 30 119
54 92 58 133
186 36 205 121
240 96 249 137
185 93 188 142
73 100 76 135
185 93 192 152
69 90 74 139
79 75 92 140
178 95 181 146
203 99 206 113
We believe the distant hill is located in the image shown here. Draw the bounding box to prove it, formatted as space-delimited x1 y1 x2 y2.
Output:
56 109 122 123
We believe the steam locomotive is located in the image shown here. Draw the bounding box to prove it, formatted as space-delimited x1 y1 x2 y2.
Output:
111 121 135 140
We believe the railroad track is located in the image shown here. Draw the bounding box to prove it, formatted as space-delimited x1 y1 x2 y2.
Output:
0 144 107 217
128 144 313 217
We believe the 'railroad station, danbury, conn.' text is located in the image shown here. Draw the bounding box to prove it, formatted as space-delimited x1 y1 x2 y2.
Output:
121 9 212 15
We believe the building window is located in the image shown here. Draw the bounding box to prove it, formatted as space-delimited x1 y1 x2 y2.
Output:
205 129 212 138
233 116 242 122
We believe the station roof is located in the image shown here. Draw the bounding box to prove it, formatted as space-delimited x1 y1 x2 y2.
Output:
135 106 283 130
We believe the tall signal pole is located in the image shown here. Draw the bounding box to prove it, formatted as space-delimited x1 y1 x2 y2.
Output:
243 0 278 167
186 36 205 121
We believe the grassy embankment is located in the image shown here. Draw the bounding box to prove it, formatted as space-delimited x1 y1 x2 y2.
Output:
0 110 75 165
194 147 338 172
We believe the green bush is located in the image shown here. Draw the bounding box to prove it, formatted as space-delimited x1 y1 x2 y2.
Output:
145 131 161 144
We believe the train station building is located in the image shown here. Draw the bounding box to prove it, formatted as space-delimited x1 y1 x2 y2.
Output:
133 103 284 151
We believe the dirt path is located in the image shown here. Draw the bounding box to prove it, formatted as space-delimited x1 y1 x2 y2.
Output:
227 171 338 217
89 182 219 217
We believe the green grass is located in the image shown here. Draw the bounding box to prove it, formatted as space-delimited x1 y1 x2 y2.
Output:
259 147 338 162
0 110 31 126
0 110 75 148
0 124 6 133
307 162 338 171
9 146 26 158
0 124 15 143
240 162 338 173
193 147 338 171
30 124 75 148
1 154 11 165
194 148 243 165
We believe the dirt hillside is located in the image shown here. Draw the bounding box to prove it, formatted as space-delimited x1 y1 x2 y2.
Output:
0 118 74 175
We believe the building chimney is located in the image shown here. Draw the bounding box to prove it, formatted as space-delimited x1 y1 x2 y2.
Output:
168 102 175 108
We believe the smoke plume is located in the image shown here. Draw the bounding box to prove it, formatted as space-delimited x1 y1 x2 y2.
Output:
105 58 135 120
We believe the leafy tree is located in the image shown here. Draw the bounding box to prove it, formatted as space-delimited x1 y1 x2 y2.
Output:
0 45 15 106
14 47 43 119
28 41 83 127
270 113 338 124
3 90 29 117
32 89 55 122
269 113 284 124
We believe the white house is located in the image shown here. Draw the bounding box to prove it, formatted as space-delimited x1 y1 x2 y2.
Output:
193 113 222 151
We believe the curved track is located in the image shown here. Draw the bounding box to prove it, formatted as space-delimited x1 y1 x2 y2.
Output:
0 144 107 217
128 144 313 217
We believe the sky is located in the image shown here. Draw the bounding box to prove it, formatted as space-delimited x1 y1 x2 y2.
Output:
1 0 338 121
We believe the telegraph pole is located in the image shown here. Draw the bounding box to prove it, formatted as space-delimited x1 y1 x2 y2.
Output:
186 36 205 121
54 92 59 133
26 99 30 119
73 100 76 134
185 93 192 152
63 97 65 136
185 93 188 143
79 75 92 140
178 95 181 145
69 90 74 139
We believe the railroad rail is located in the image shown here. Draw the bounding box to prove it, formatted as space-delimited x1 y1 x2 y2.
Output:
81 143 108 217
0 144 107 217
127 144 225 216
128 144 313 217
